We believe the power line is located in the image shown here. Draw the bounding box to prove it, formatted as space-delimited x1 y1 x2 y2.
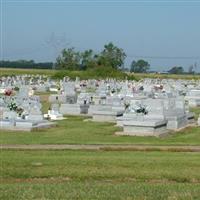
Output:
126 55 200 60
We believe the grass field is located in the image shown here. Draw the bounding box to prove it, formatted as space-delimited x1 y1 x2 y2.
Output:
1 150 200 199
1 67 200 80
1 182 200 200
0 68 55 76
132 72 200 80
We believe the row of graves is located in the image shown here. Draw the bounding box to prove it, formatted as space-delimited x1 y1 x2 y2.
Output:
0 75 200 136
48 77 200 137
0 75 56 131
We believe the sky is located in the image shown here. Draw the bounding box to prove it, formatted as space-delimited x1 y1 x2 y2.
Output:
1 0 200 72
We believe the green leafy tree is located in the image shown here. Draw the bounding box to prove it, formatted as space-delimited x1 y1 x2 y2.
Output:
0 60 53 69
56 43 126 71
130 59 150 73
168 66 184 74
80 49 97 70
98 42 126 69
56 48 81 70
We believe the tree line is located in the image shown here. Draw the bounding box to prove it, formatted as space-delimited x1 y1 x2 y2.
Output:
0 60 53 69
55 42 196 74
0 42 197 74
56 42 126 71
55 42 151 73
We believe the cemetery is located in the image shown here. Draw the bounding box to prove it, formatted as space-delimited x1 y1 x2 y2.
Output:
1 1 200 199
1 75 199 136
1 73 200 200
0 74 199 145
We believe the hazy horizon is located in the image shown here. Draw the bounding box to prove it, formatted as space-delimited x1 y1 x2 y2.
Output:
1 0 200 72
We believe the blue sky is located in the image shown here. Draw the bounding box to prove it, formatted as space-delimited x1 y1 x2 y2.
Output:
1 0 200 71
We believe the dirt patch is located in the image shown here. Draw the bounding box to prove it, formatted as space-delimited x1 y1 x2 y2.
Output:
1 144 200 152
1 177 200 184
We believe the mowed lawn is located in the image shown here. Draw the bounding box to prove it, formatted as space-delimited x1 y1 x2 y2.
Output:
1 150 200 200
0 114 200 145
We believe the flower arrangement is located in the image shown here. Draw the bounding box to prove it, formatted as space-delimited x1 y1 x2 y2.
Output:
133 104 148 115
8 102 17 111
14 87 19 91
154 85 163 91
16 107 24 117
7 102 24 116
4 89 13 96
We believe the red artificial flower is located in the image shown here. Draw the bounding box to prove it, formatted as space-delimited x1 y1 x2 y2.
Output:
4 89 13 96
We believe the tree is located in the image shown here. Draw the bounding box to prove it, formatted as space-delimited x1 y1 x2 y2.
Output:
168 66 184 74
56 48 81 70
55 43 126 71
98 42 126 69
130 59 150 73
80 49 97 70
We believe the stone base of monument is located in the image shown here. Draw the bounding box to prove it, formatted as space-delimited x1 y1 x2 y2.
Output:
88 105 103 116
80 104 89 114
60 104 80 115
89 105 125 116
26 115 43 121
0 120 12 127
166 114 188 130
116 117 124 127
92 110 124 122
117 119 168 137
0 119 56 131
116 113 137 127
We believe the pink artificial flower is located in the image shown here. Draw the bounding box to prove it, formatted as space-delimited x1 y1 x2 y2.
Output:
4 89 13 96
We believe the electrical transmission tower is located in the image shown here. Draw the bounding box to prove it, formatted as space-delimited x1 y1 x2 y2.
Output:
45 32 70 70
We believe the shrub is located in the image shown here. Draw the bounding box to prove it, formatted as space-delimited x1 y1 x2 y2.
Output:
52 67 137 80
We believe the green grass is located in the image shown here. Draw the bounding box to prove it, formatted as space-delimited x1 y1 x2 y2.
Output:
2 150 200 181
52 67 138 80
0 68 55 76
132 72 200 80
34 91 58 96
0 115 200 145
1 150 200 199
190 107 200 120
0 67 137 80
1 182 200 200
1 67 200 80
